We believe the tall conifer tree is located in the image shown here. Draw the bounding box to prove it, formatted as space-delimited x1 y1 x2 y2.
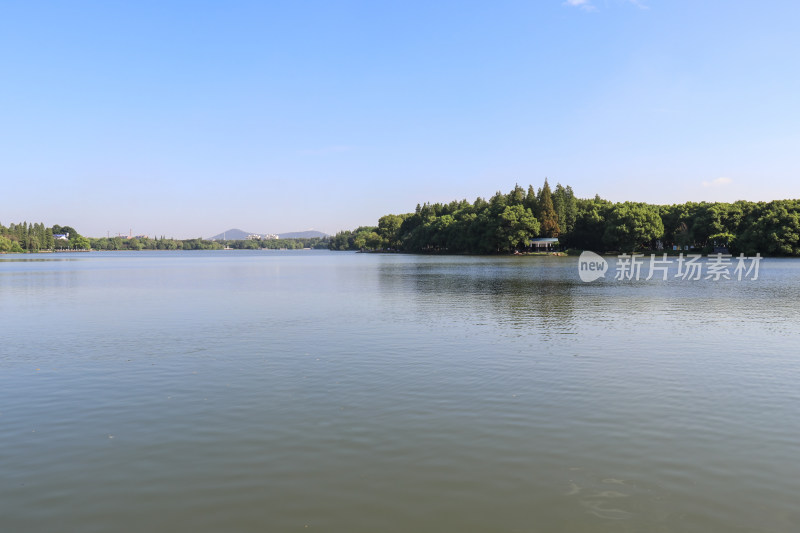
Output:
537 179 561 237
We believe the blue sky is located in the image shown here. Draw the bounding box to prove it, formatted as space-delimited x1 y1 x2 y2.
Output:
2 1 799 238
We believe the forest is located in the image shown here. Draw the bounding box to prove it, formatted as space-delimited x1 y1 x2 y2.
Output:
329 180 800 256
5 180 800 256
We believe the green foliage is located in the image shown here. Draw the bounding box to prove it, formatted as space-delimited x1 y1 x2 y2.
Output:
6 192 800 258
329 183 550 253
602 202 664 252
537 179 560 237
0 222 86 252
377 214 408 249
736 200 800 256
71 235 91 250
0 222 330 253
499 205 540 251
89 235 328 251
559 195 610 251
552 183 577 235
524 185 539 217
330 227 379 250
332 180 800 257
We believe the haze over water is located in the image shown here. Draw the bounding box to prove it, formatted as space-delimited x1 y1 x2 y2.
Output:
2 251 799 532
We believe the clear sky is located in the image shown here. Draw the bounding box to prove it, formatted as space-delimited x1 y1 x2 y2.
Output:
2 1 799 238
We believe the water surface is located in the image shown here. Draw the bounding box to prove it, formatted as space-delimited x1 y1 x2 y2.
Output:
2 251 799 532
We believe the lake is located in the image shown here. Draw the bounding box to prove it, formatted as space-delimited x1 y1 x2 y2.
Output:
2 250 799 532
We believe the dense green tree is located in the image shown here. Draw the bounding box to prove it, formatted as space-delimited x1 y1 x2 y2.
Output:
537 179 560 237
737 200 800 256
52 225 77 238
72 235 91 250
331 226 380 250
552 184 578 235
377 214 406 249
602 202 664 251
498 205 541 251
524 185 540 217
364 231 383 250
659 203 693 249
44 228 54 250
507 184 526 206
560 195 610 251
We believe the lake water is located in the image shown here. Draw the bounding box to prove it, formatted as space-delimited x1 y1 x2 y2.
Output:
2 250 799 532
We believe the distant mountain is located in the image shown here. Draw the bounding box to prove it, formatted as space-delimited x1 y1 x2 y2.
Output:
210 229 250 240
210 229 329 240
277 230 328 239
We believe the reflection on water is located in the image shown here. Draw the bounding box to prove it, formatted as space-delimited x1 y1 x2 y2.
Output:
378 256 578 335
2 251 800 533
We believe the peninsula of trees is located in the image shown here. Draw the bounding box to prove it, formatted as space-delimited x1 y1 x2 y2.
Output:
329 180 800 256
0 224 90 253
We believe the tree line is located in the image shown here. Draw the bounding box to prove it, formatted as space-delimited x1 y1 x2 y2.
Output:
89 236 222 251
329 180 800 256
88 236 330 250
1 222 331 252
0 223 90 252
